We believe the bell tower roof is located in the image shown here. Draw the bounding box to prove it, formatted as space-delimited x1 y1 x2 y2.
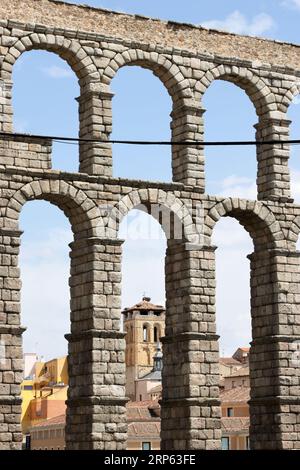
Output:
122 296 165 320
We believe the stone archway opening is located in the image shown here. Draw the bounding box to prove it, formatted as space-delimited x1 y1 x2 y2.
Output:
206 199 287 450
104 52 203 188
12 50 80 173
119 208 166 450
19 200 72 358
18 199 72 447
212 217 253 354
203 80 257 199
111 66 172 182
212 216 253 451
2 181 102 450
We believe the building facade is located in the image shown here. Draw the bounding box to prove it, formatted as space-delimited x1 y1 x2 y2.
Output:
21 356 68 439
27 348 251 450
29 415 66 451
122 297 165 400
126 401 161 451
221 387 250 450
135 343 163 402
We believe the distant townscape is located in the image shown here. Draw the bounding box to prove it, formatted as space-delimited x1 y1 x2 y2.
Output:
21 297 250 451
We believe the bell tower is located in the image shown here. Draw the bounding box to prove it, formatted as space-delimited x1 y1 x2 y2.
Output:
122 296 165 401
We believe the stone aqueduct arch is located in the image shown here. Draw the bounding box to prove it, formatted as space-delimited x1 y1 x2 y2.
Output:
196 64 276 118
106 188 199 243
204 198 285 250
2 34 99 83
102 49 192 104
4 180 102 237
0 0 300 451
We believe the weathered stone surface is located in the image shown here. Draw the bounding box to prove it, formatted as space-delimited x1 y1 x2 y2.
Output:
0 0 299 451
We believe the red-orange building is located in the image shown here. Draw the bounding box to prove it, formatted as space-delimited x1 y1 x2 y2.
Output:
29 415 65 450
221 386 250 450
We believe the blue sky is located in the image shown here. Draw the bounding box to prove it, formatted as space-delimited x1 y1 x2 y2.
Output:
13 0 300 359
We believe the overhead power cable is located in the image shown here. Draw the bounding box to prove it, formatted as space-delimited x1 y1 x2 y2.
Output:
0 131 299 147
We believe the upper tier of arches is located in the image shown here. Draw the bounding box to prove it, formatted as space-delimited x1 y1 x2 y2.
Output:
2 34 296 123
1 33 300 201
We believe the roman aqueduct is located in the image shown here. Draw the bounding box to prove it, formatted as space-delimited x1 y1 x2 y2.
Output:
0 0 300 450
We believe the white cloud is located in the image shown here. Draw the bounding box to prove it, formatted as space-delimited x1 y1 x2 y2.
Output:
222 175 253 187
215 174 257 199
282 0 300 10
20 228 71 263
41 65 73 79
202 10 275 36
214 168 300 204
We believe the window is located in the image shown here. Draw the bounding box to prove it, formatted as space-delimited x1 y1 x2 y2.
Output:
130 326 134 343
232 380 236 388
154 326 158 342
221 437 230 450
23 385 33 390
246 436 250 450
25 435 31 450
142 442 151 450
143 325 148 342
227 408 234 417
139 395 142 401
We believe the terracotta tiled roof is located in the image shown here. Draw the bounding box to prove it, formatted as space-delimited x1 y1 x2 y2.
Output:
221 417 250 434
127 400 158 408
228 366 249 378
128 421 161 438
30 414 66 429
126 400 160 421
150 384 162 394
127 408 152 421
221 386 250 404
122 297 165 313
219 357 241 366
